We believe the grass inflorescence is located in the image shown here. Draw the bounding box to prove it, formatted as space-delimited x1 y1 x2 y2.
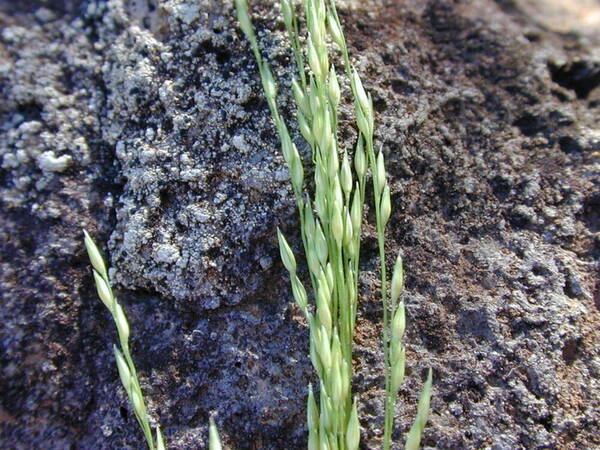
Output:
236 0 433 448
85 231 225 449
84 230 166 450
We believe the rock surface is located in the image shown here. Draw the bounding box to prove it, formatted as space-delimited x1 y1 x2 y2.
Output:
0 0 598 449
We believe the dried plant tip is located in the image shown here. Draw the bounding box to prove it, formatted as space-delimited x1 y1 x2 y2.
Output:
346 398 361 450
390 253 404 303
209 417 223 450
277 228 297 274
83 230 107 278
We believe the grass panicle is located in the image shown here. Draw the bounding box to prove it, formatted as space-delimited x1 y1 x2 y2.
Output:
84 230 164 450
236 0 433 448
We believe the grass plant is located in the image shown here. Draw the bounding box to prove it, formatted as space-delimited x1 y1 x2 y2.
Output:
84 230 165 450
235 0 433 448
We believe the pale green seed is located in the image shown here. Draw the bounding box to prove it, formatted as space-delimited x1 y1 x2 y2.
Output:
114 345 131 393
355 104 371 137
277 229 297 274
380 184 391 226
328 67 340 110
93 270 113 310
315 222 328 267
327 12 344 48
352 69 370 116
331 203 344 244
354 137 366 179
293 81 310 118
346 398 361 450
317 286 332 333
291 275 308 311
83 230 107 279
343 208 353 248
340 151 352 195
304 203 316 241
390 253 404 303
317 325 332 371
325 263 334 294
297 110 314 146
114 303 130 342
308 40 322 79
291 147 304 191
131 387 145 419
391 302 406 341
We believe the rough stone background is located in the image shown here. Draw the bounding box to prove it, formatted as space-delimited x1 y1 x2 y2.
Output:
0 0 599 449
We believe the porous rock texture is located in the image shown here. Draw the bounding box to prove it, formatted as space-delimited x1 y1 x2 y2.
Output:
0 0 598 449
